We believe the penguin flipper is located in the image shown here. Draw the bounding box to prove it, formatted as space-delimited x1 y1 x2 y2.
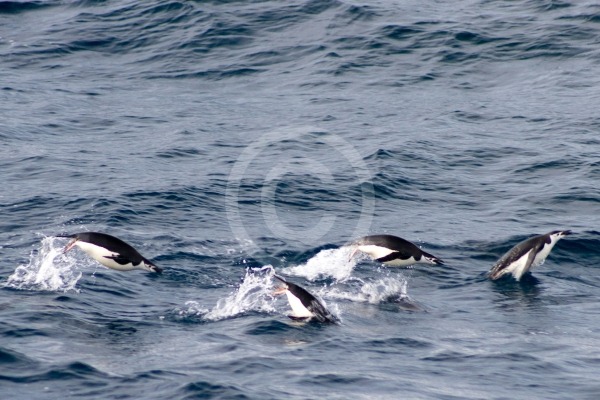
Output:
511 247 541 281
523 242 545 272
375 251 405 263
104 254 133 265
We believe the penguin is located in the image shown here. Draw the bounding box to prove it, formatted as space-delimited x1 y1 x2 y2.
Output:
488 230 572 281
349 234 444 267
272 275 336 323
59 232 162 273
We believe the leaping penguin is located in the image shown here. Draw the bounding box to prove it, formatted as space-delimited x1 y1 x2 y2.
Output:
272 275 336 323
349 234 444 267
59 232 162 273
488 230 572 281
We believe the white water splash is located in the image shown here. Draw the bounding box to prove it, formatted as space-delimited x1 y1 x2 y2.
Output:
176 300 210 317
5 236 82 292
202 266 277 321
326 277 409 304
281 246 358 282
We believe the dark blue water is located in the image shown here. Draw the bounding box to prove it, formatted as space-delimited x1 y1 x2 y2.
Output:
2 0 600 398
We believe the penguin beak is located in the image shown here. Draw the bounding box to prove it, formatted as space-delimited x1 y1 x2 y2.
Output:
562 230 573 236
63 238 79 254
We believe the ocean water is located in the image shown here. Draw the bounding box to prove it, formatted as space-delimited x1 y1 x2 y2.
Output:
1 0 600 398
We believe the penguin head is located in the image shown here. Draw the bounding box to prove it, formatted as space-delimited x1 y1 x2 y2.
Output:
143 260 163 274
551 230 572 237
548 230 573 242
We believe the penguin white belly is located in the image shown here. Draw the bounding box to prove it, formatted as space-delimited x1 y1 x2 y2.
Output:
358 245 396 260
532 242 556 267
75 242 137 271
380 256 418 267
503 249 534 280
284 291 313 318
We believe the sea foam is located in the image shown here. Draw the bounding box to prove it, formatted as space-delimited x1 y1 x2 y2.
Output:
6 236 82 292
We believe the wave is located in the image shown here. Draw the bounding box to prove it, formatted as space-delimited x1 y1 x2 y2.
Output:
177 266 277 322
175 264 353 323
5 236 82 292
326 276 409 305
281 246 412 308
0 1 53 14
281 246 357 282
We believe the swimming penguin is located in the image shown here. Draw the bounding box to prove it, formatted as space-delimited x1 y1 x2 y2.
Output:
349 234 444 267
272 275 336 323
488 230 572 281
59 232 162 273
